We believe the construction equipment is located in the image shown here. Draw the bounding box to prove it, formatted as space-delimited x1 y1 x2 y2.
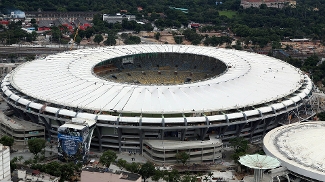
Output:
70 23 80 50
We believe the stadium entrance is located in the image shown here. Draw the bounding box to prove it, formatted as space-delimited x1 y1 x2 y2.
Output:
57 118 96 163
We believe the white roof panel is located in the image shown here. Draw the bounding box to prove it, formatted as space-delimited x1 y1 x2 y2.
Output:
258 107 273 113
29 102 42 110
97 114 118 121
272 103 285 110
5 45 311 117
59 109 76 117
76 113 97 120
244 110 260 117
227 113 244 120
207 115 226 121
44 106 59 114
186 117 206 123
164 117 185 123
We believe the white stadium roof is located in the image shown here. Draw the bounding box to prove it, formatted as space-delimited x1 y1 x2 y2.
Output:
8 45 306 114
264 122 325 181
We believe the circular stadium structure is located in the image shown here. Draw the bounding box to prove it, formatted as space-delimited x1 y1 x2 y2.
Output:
0 44 314 153
263 122 325 181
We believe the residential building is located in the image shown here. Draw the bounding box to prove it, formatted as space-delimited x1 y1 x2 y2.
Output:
102 14 136 23
0 143 10 181
54 18 73 31
38 20 54 31
0 20 9 26
74 17 92 30
240 0 296 9
12 169 59 182
25 11 98 21
37 17 91 32
81 167 141 182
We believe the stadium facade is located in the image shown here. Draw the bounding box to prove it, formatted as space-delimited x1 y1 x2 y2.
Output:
0 45 314 158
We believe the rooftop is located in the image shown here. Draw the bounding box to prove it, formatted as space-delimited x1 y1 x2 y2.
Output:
144 136 222 150
0 111 44 130
5 45 308 114
264 121 325 181
81 167 141 182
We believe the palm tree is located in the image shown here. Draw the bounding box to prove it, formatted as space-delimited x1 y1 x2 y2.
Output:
208 171 213 179
18 156 24 164
203 176 209 182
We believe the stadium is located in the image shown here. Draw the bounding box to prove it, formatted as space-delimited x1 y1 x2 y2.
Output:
0 44 314 158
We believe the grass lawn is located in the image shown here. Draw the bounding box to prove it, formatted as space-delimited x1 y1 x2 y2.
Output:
218 10 237 18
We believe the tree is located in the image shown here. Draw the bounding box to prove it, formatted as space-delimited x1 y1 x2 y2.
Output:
163 169 180 182
123 35 141 45
208 172 213 179
94 34 104 45
203 176 209 182
30 18 37 24
26 31 37 42
125 162 141 173
175 151 190 166
10 157 18 172
116 158 127 170
152 169 164 182
154 32 161 40
180 174 197 182
174 35 183 44
139 162 156 182
26 55 36 61
229 137 249 163
99 150 117 167
50 26 61 42
18 156 24 164
317 112 325 121
28 138 46 156
74 35 82 44
0 136 14 148
60 163 76 181
144 23 154 32
104 33 117 46
85 27 95 39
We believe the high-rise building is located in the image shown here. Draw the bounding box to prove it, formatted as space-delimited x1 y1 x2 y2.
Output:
0 143 10 181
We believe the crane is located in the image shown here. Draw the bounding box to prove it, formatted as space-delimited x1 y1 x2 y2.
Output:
70 23 80 51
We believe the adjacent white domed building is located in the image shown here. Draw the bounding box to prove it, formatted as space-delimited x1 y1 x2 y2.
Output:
264 121 325 181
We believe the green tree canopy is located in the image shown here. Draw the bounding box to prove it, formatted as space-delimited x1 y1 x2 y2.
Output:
94 34 104 44
151 169 164 182
317 112 325 121
163 169 180 182
229 137 249 163
116 158 127 170
154 32 161 40
139 162 156 182
28 138 46 156
175 151 190 166
104 32 117 46
50 26 62 42
0 135 14 148
123 35 141 44
99 150 117 167
125 162 141 173
174 35 183 44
